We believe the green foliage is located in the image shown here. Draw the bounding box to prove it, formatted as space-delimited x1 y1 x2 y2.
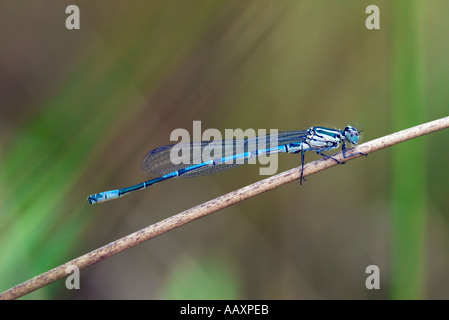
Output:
390 0 426 299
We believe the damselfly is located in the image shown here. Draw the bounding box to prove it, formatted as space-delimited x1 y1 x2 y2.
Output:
87 126 366 204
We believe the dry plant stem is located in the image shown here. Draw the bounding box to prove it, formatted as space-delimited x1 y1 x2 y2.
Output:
1 115 449 300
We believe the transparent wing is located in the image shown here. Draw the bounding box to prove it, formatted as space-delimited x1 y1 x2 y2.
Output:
141 130 308 178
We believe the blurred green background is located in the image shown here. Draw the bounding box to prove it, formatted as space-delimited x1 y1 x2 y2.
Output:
1 1 448 299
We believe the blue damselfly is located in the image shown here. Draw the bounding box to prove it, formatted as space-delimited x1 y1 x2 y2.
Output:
87 126 366 204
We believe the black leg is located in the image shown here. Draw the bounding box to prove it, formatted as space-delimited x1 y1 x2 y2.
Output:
316 151 344 164
300 151 307 184
344 151 368 158
342 141 367 159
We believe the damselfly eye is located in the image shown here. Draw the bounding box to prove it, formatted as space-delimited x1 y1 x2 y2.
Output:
344 126 360 144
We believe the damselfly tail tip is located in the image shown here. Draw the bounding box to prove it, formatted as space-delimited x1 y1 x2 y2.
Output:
86 190 119 204
86 195 97 205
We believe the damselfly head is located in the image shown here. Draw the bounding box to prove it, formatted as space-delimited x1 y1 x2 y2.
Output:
343 126 361 145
